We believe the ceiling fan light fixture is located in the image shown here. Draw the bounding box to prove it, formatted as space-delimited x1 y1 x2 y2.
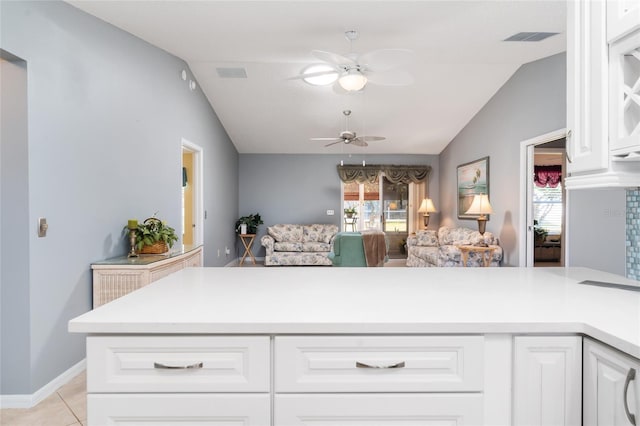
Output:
302 64 338 86
338 69 367 91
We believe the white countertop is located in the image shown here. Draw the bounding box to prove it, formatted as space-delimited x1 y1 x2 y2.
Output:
69 267 640 358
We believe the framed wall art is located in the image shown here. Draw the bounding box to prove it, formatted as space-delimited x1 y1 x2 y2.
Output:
457 156 489 219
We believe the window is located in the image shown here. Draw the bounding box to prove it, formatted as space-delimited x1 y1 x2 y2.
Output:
533 183 562 235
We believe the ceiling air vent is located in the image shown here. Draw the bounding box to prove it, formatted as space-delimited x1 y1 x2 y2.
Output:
216 67 248 78
503 32 559 42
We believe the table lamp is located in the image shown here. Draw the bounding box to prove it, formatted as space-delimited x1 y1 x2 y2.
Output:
465 194 493 236
417 198 437 228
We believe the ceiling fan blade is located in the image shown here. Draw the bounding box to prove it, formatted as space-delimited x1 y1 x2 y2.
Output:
324 140 345 147
312 50 356 66
350 138 369 147
365 69 414 86
287 69 339 81
360 136 386 142
311 138 343 142
357 48 415 72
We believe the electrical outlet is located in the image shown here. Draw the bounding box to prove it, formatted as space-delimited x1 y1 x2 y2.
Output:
327 209 335 215
217 249 220 257
225 247 231 255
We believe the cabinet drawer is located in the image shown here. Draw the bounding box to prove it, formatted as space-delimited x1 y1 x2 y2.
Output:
275 335 483 392
88 393 270 425
275 394 483 425
87 335 270 393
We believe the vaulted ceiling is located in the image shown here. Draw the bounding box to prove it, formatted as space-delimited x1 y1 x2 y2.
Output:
67 1 566 155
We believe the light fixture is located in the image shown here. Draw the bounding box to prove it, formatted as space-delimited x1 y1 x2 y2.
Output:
417 198 437 228
302 64 338 86
338 69 367 91
465 194 493 237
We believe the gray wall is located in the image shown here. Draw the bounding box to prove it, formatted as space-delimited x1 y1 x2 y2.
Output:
566 189 626 274
1 56 31 394
239 154 439 258
439 53 567 266
1 1 238 395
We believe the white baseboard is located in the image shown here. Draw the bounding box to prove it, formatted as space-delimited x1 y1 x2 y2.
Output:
0 358 86 409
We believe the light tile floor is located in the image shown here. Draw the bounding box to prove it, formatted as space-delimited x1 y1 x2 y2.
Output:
1 258 407 425
0 371 86 426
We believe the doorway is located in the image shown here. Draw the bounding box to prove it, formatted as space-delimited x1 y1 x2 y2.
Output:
519 129 566 267
181 139 203 247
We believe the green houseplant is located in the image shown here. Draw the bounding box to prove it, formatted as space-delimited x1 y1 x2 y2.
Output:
344 207 357 218
235 213 263 235
127 217 179 253
533 220 548 244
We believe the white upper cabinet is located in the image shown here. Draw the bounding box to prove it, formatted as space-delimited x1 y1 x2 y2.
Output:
608 0 640 42
566 0 609 175
566 0 640 189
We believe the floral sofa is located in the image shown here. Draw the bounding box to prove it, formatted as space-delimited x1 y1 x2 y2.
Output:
260 224 339 266
406 226 503 267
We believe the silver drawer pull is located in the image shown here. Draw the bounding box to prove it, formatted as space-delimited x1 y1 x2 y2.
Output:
624 368 636 426
153 362 203 370
356 361 405 369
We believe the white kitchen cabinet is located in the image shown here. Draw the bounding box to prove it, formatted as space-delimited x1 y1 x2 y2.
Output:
608 0 640 42
88 394 270 425
512 336 582 426
275 394 484 425
566 0 609 176
609 28 640 159
584 337 640 426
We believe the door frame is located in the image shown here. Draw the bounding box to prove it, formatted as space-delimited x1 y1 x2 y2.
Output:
519 128 566 267
181 138 204 246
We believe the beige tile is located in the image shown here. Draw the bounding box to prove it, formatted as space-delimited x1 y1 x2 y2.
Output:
0 392 78 426
57 371 87 423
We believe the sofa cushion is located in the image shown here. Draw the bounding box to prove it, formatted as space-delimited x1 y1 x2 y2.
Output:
268 224 303 242
302 224 338 244
414 230 439 247
302 242 331 252
438 227 497 246
274 241 303 252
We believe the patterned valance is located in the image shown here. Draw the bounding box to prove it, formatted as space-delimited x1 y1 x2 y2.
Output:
534 165 562 188
337 164 431 184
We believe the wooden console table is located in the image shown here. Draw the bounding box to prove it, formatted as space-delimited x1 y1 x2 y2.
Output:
91 245 203 308
457 245 497 267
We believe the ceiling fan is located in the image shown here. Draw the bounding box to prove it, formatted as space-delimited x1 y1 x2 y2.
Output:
311 110 386 147
292 30 414 92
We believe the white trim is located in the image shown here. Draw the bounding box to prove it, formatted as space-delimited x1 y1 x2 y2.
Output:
0 358 86 409
181 138 204 247
519 128 567 267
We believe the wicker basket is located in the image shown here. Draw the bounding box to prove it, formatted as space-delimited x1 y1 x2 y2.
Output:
138 241 168 254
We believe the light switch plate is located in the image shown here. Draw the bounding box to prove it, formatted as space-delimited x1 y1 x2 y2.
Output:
38 217 48 237
327 209 335 215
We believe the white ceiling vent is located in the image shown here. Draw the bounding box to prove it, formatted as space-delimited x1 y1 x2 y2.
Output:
503 32 559 42
216 67 248 78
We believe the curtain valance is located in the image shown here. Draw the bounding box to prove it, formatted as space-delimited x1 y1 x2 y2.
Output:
337 164 431 184
534 165 562 188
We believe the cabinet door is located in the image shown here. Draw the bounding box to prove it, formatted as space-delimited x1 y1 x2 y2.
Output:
584 338 640 426
567 0 609 174
88 393 270 425
608 0 640 42
275 394 483 425
513 336 582 426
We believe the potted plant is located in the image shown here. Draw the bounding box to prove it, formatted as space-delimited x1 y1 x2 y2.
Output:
127 216 179 254
344 207 357 218
235 213 263 235
533 220 548 244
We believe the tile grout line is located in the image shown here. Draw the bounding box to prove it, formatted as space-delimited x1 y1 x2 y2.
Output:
56 390 82 426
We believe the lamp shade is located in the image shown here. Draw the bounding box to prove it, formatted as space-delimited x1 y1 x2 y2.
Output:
465 194 493 215
418 198 437 213
338 69 367 91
